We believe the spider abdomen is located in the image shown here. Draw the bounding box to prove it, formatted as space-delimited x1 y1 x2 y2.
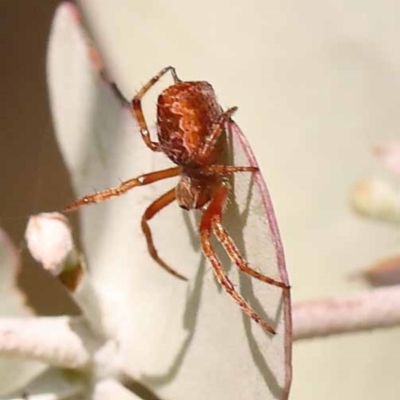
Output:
157 81 223 166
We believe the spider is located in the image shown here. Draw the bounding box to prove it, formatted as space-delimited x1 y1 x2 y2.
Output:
65 66 288 334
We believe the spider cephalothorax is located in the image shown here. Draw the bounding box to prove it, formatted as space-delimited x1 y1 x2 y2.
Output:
65 66 288 334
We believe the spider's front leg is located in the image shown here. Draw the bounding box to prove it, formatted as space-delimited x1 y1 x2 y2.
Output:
66 2 129 106
198 106 237 163
131 66 181 151
200 180 277 334
64 167 180 212
68 5 180 147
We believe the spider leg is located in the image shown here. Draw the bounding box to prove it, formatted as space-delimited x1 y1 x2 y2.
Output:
69 7 182 143
132 66 181 151
198 106 238 163
200 181 276 334
212 220 288 289
67 3 128 106
64 166 180 212
202 165 287 288
141 188 187 281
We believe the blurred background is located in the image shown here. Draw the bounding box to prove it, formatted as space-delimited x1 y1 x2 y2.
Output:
3 0 400 399
0 1 76 314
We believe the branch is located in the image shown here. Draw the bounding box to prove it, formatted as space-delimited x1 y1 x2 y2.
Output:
0 316 96 368
293 285 400 340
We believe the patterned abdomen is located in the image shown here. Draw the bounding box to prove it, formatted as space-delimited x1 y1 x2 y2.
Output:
157 81 223 166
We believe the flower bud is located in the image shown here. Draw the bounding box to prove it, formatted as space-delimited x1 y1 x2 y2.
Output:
25 213 73 276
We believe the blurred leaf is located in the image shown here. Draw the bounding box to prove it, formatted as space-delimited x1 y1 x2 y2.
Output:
0 368 85 400
47 3 292 399
0 227 46 395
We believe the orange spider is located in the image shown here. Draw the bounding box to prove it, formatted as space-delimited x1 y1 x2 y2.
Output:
65 66 288 334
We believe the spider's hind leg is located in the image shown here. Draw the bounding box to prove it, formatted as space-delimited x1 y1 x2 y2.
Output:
200 181 276 334
141 187 188 281
213 221 289 289
200 164 287 288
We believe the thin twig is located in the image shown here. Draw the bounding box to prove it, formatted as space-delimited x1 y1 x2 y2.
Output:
293 285 400 340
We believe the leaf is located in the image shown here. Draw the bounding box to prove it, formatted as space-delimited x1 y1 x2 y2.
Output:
47 3 292 399
93 380 142 400
0 368 85 400
0 227 31 317
0 227 47 395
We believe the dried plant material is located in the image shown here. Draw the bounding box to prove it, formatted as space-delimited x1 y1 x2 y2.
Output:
352 256 400 287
